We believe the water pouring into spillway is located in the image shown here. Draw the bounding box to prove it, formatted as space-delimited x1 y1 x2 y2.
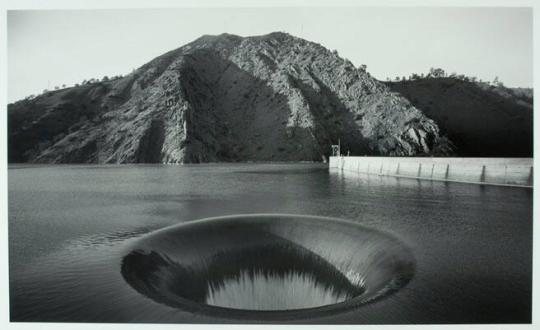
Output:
121 214 415 319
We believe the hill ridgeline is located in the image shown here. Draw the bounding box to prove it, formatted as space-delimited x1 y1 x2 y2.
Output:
10 32 528 164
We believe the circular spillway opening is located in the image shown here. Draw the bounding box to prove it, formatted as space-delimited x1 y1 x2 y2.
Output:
121 214 415 320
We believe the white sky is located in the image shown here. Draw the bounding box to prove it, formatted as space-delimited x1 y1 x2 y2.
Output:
7 7 533 102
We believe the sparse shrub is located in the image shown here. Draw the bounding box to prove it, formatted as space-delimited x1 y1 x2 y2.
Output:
428 67 446 78
492 76 504 87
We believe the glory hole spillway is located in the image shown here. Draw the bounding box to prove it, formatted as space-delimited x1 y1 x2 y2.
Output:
120 214 415 320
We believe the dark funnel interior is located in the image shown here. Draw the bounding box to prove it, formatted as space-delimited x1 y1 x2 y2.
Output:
121 214 415 318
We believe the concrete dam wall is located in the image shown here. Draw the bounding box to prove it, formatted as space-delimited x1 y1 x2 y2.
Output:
329 156 533 188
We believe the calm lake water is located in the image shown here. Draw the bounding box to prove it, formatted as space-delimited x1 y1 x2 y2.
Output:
8 163 532 323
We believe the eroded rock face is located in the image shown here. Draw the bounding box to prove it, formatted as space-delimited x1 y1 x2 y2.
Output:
387 78 533 157
8 32 452 164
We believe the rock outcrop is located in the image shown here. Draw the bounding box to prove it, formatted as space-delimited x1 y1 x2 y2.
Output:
9 32 452 163
387 78 533 157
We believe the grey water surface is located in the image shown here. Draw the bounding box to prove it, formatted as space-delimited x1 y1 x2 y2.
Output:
8 163 532 323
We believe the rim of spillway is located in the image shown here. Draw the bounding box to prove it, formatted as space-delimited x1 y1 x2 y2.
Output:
120 214 415 321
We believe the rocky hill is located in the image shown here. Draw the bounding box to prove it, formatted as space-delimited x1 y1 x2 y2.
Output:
9 32 454 163
386 78 533 157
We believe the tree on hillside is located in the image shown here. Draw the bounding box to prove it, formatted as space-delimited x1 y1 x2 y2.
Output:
102 76 109 81
62 84 66 88
492 76 503 87
428 67 446 78
359 64 367 72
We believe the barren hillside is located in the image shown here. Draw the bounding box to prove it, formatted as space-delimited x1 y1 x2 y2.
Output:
9 32 453 163
387 78 533 157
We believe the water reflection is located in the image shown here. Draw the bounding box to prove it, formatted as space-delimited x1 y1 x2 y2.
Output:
8 164 532 323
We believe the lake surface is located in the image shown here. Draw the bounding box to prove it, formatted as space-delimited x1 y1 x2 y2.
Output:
8 163 532 323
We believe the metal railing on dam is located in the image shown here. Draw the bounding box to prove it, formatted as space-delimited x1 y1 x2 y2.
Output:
329 156 533 188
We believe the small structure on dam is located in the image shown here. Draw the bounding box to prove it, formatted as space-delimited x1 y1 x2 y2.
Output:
329 156 533 187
